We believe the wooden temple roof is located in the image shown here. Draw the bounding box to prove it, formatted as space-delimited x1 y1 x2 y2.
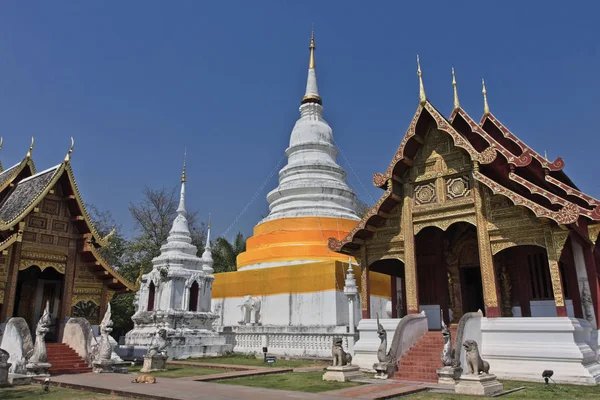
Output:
330 97 600 255
0 143 135 292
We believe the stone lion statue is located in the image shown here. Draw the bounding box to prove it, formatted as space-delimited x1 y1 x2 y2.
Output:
147 329 168 358
463 340 489 375
331 338 352 366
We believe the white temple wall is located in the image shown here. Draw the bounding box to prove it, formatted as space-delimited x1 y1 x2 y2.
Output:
214 289 368 327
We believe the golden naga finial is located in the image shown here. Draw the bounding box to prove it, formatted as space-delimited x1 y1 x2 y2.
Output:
181 147 187 183
309 26 316 69
452 67 460 111
64 137 75 163
104 227 116 242
482 78 490 116
26 137 35 158
417 55 426 105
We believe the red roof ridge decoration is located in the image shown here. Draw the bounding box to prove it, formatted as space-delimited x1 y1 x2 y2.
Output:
480 113 565 171
509 172 600 221
474 171 578 225
453 109 532 168
545 174 600 208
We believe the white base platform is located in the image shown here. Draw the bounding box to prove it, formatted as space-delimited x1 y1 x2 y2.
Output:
480 317 600 385
218 325 356 358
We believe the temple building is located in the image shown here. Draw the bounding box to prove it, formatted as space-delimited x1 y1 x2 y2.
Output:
0 139 134 341
211 32 391 356
328 61 600 383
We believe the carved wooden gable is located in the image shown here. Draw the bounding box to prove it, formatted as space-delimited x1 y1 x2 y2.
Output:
410 125 472 207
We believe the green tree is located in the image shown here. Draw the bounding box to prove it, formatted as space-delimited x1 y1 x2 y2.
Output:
86 204 133 338
127 186 207 279
212 232 246 273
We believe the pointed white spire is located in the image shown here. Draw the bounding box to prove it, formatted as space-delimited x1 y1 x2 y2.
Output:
205 214 211 250
301 28 322 105
201 214 214 274
177 148 187 215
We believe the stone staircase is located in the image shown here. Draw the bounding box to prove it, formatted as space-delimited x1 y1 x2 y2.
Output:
394 326 457 382
46 343 92 375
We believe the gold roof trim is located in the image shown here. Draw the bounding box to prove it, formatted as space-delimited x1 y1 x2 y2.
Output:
0 233 18 253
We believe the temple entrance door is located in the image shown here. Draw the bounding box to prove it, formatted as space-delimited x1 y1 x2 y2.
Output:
460 266 485 315
14 266 64 342
368 259 406 319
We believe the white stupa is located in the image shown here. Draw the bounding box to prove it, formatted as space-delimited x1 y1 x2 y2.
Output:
262 31 359 223
125 154 230 359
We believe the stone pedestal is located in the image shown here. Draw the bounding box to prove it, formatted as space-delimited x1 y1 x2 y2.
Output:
373 362 395 379
437 366 462 385
25 362 51 377
0 349 11 387
140 355 167 373
0 364 11 387
8 374 31 386
92 359 116 373
322 365 362 382
455 374 503 396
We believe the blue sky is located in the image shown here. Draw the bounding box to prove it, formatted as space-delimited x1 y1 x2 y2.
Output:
0 1 598 240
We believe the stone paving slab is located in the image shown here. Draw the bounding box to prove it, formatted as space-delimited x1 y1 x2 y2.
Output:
42 372 351 400
325 382 427 399
293 366 327 372
168 360 259 371
179 367 293 381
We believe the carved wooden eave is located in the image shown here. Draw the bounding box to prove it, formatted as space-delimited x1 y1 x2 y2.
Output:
509 172 600 221
0 232 19 252
63 164 110 247
473 170 579 226
477 111 600 213
81 240 136 292
328 185 399 254
545 174 600 209
588 224 600 245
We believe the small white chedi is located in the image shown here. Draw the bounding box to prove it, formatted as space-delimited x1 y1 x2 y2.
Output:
124 155 230 359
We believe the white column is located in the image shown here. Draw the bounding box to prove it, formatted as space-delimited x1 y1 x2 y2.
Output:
344 258 359 354
572 241 597 327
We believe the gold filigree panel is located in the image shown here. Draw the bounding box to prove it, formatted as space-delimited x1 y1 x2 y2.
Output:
446 175 471 200
414 182 437 205
19 251 67 274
